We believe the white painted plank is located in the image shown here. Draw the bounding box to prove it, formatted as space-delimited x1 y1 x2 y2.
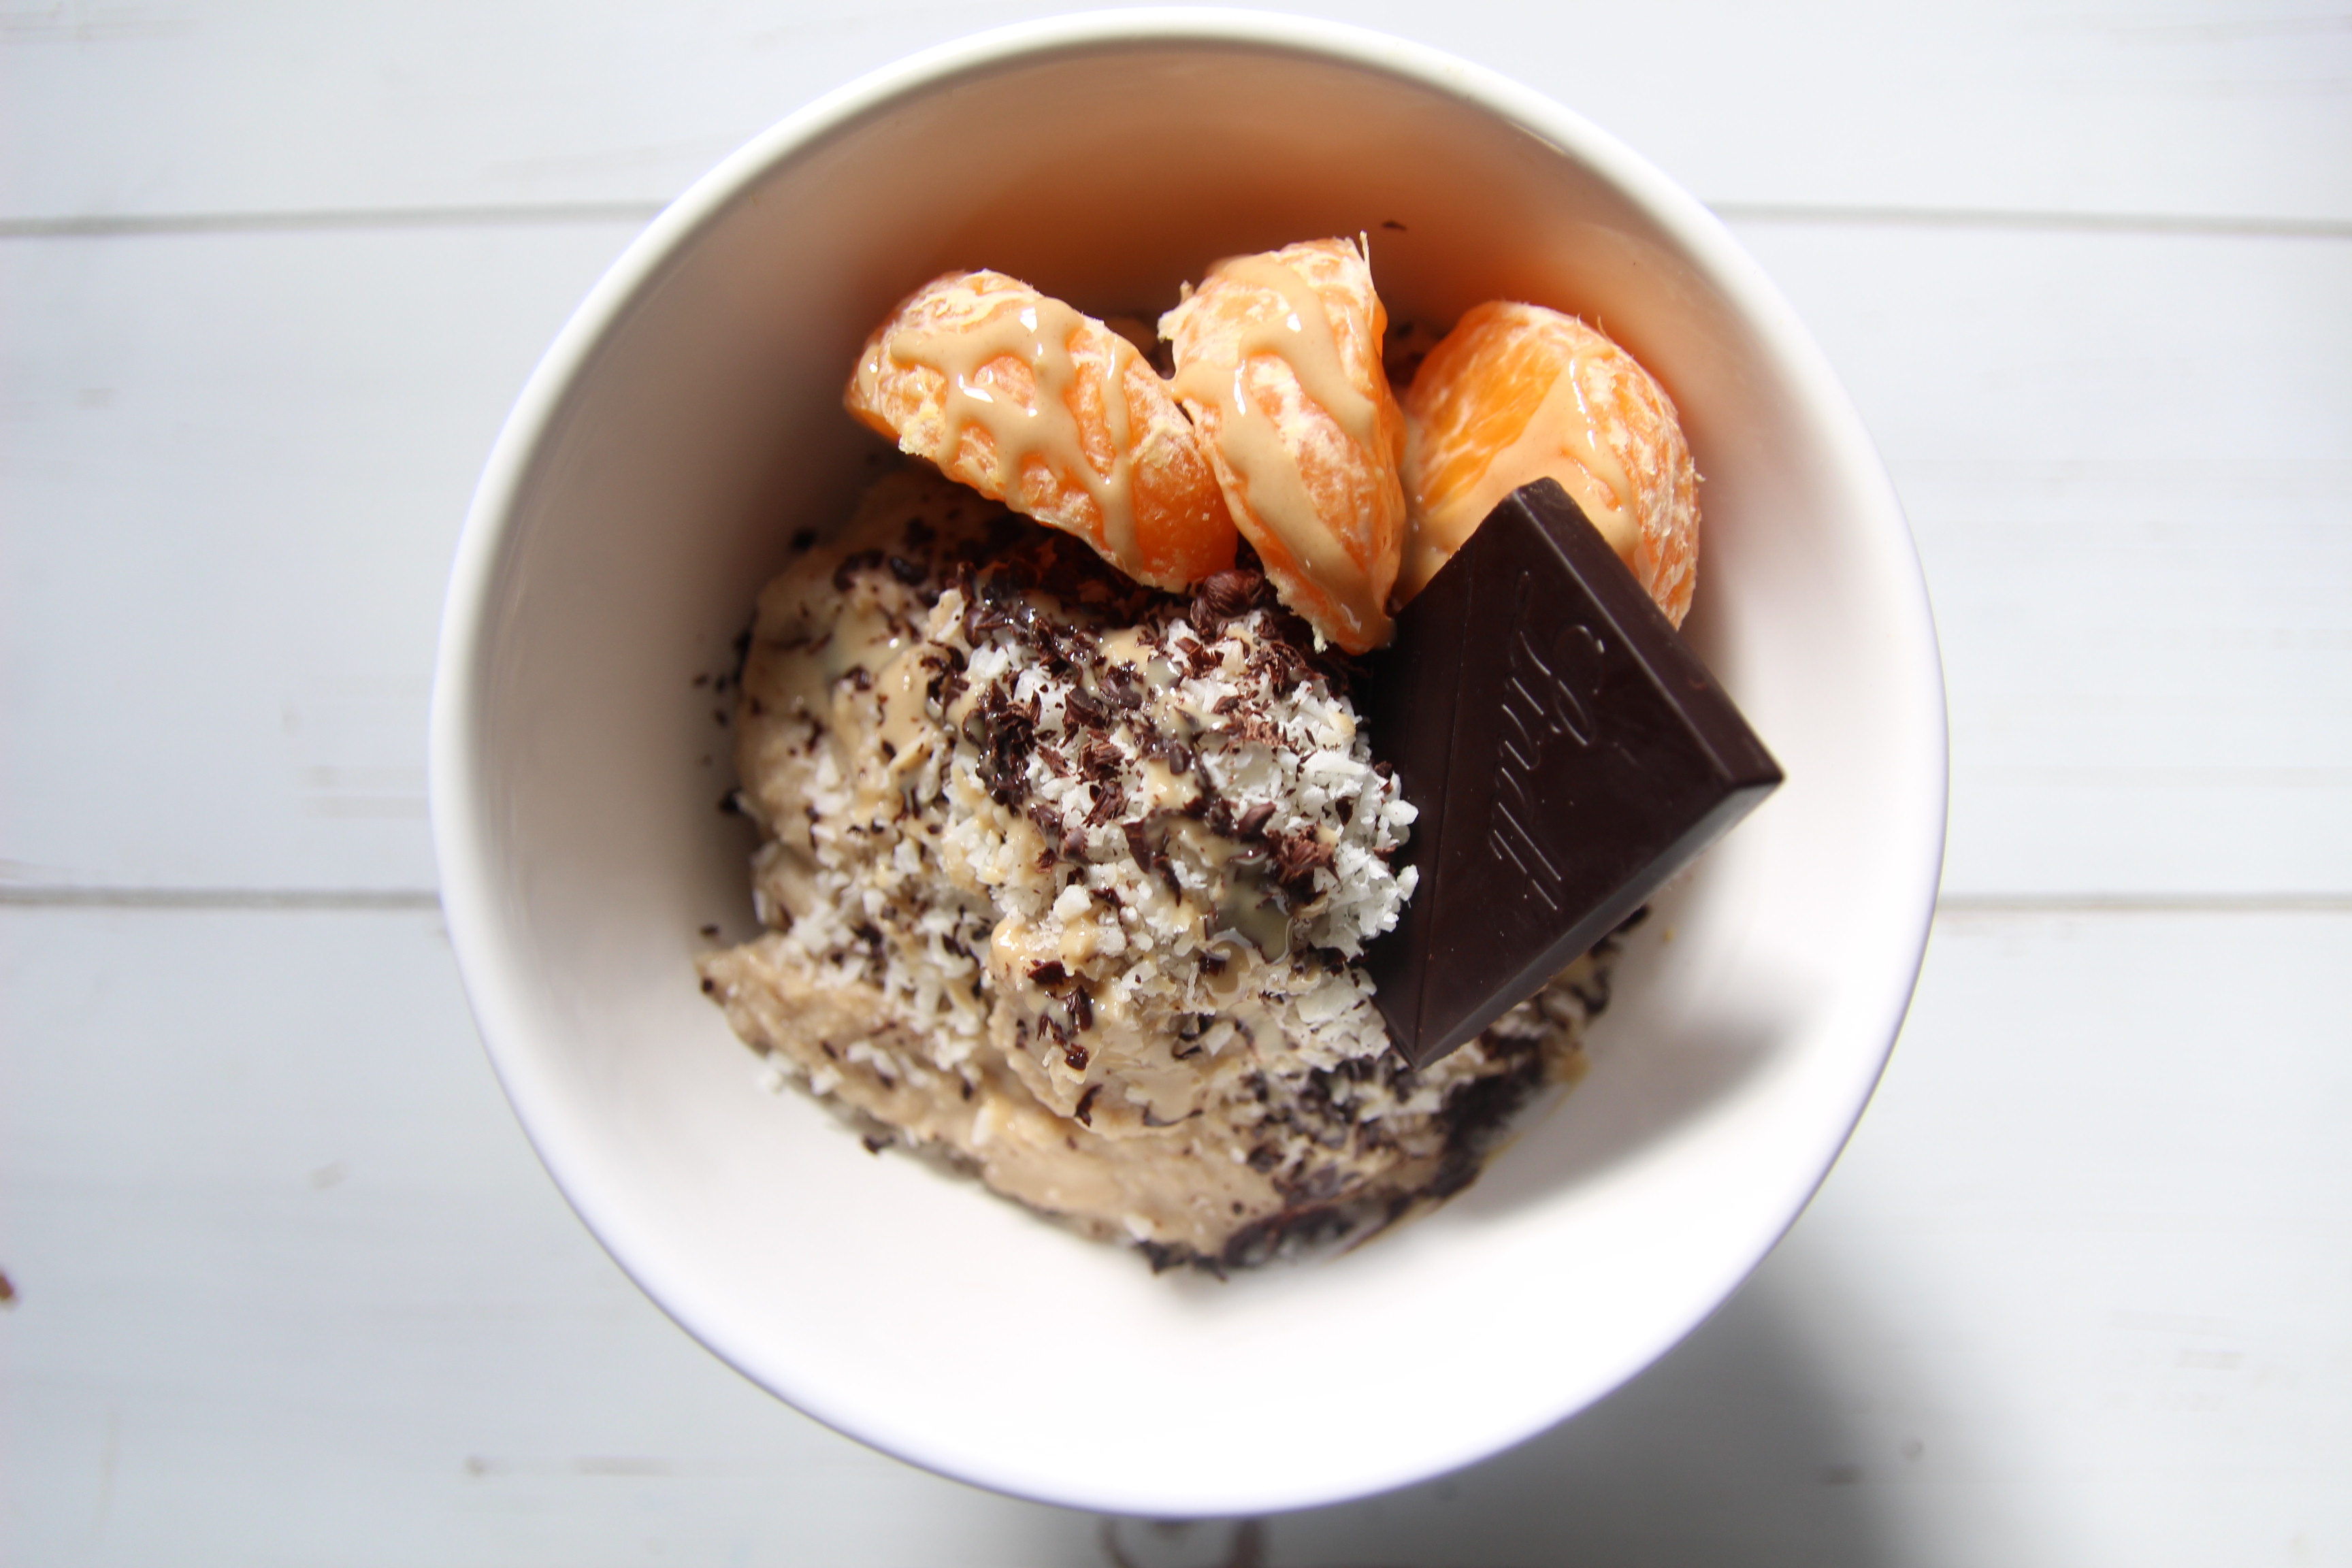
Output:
8 220 2347 896
2 0 2347 227
0 223 635 892
1795 904 2352 1567
4 904 2346 1564
0 905 1083 1566
1731 219 2352 898
1264 905 2352 1567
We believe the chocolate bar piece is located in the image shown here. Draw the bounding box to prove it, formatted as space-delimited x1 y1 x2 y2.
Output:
1362 480 1782 1067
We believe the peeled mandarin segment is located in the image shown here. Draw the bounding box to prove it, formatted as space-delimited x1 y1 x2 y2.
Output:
845 270 1235 592
1160 238 1408 654
1398 300 1699 627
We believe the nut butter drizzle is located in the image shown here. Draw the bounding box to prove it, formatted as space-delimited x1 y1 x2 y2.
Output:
1446 354 1642 564
885 295 1141 566
1171 255 1383 639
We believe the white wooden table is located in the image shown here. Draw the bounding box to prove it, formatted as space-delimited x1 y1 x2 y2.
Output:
5 4 2347 1563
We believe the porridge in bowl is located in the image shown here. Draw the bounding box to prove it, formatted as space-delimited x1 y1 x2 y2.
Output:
697 240 1757 1270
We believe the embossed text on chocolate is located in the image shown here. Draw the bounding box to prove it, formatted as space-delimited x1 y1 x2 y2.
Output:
1489 579 1603 914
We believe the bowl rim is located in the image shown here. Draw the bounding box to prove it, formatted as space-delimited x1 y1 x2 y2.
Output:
430 5 1950 1515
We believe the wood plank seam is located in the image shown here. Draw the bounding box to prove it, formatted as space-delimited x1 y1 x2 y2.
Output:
0 202 664 240
6 203 2347 244
1713 202 2352 240
0 887 441 911
1934 892 2352 915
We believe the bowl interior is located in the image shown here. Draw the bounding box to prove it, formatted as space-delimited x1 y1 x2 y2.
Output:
437 25 1943 1516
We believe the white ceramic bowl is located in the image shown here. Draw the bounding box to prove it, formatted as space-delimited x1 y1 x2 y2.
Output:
430 9 1945 1517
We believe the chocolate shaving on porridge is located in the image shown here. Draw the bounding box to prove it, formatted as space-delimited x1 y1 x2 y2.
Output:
699 468 1614 1269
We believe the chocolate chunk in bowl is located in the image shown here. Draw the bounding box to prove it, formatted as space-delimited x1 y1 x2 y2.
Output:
429 12 1945 1520
1365 480 1783 1067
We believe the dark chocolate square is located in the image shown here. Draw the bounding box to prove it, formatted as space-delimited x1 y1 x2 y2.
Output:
1362 480 1782 1067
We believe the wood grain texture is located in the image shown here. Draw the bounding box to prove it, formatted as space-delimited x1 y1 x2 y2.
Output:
0 223 634 892
1184 905 2352 1568
1 1 2347 225
4 906 2345 1565
1737 219 2352 898
4 4 2347 1562
0 906 1086 1565
6 220 2345 896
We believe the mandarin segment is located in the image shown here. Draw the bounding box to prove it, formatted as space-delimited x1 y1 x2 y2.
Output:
1161 239 1408 653
846 270 1235 591
1399 301 1699 626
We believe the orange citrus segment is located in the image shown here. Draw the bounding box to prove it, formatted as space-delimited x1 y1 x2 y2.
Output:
1399 301 1699 626
1160 238 1407 653
846 271 1235 591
